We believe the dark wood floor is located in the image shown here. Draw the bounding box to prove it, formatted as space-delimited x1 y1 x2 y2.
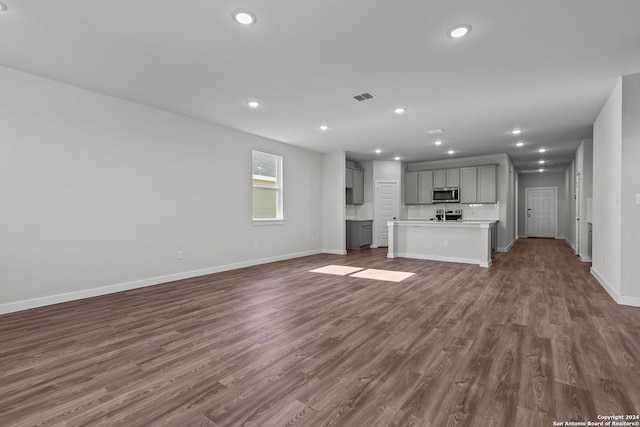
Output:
1 239 640 426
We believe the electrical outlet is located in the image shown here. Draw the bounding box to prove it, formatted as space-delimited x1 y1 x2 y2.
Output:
311 234 315 242
177 251 184 260
444 240 449 247
254 241 259 249
603 254 606 263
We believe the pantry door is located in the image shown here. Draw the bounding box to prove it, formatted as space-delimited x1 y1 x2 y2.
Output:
526 187 557 238
375 180 399 247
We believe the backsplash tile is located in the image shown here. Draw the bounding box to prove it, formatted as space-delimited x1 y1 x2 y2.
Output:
405 203 499 220
346 202 374 220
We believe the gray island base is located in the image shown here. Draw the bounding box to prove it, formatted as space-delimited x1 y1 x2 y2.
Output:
387 220 497 268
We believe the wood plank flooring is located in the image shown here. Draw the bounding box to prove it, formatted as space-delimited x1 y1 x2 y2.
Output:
1 239 640 426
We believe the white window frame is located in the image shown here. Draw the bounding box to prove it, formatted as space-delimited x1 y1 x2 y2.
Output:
252 151 284 225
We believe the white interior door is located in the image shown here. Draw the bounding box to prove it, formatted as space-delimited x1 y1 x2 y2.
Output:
376 180 399 247
526 187 556 238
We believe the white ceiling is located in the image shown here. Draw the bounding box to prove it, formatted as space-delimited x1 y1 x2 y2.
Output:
1 1 639 173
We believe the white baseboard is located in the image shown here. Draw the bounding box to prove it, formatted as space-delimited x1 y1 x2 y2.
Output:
564 238 576 252
591 267 640 307
579 255 592 262
322 249 347 255
0 249 323 315
497 238 517 253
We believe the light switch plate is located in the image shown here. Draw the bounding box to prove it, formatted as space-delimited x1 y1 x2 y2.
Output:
637 194 640 205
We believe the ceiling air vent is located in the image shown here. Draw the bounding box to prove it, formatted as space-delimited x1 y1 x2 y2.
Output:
352 92 375 102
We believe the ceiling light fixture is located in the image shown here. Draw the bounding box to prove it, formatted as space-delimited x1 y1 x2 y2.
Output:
539 160 545 164
394 156 401 161
516 141 524 147
434 140 443 146
375 149 382 154
319 124 329 131
428 129 444 135
246 100 260 108
539 169 544 172
394 107 406 114
511 129 522 135
448 24 471 38
447 150 455 155
232 9 256 25
0 2 7 11
538 148 547 153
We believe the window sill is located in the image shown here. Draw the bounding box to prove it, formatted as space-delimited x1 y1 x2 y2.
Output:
252 219 285 226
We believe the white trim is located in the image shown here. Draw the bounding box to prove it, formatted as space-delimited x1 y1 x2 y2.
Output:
524 186 558 238
591 267 640 307
252 220 285 226
565 238 576 252
579 255 592 262
374 180 400 248
0 249 322 315
322 249 347 255
497 238 517 253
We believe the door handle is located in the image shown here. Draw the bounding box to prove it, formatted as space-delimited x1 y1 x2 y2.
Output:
527 209 532 218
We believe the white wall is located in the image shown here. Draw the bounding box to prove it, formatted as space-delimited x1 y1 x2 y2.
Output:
592 78 622 299
621 73 640 300
517 172 567 238
322 151 346 254
0 66 324 313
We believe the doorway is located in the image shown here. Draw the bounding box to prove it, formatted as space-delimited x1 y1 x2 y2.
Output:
575 172 581 255
374 180 399 247
526 187 557 238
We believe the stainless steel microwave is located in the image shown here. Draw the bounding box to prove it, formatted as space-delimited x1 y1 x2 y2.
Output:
432 187 460 203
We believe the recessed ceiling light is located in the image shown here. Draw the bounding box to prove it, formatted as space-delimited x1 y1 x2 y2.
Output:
394 107 406 114
0 2 7 11
516 141 524 147
447 150 455 155
511 129 523 135
233 10 256 25
539 169 544 172
538 148 547 153
539 160 545 164
428 129 444 135
448 24 471 38
319 124 329 131
375 149 382 154
394 156 401 161
434 140 443 146
246 100 260 108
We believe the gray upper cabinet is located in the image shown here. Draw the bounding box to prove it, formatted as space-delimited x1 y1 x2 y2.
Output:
433 168 459 188
433 169 446 188
477 165 497 203
352 169 364 204
404 171 419 204
460 167 477 203
346 163 364 205
345 167 354 189
418 171 433 204
446 168 460 187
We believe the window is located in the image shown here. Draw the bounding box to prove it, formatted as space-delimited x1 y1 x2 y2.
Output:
252 151 283 223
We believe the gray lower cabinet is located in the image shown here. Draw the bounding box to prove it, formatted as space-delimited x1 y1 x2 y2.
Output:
346 220 372 249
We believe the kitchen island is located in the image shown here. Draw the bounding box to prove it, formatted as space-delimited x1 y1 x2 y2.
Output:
387 220 497 267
